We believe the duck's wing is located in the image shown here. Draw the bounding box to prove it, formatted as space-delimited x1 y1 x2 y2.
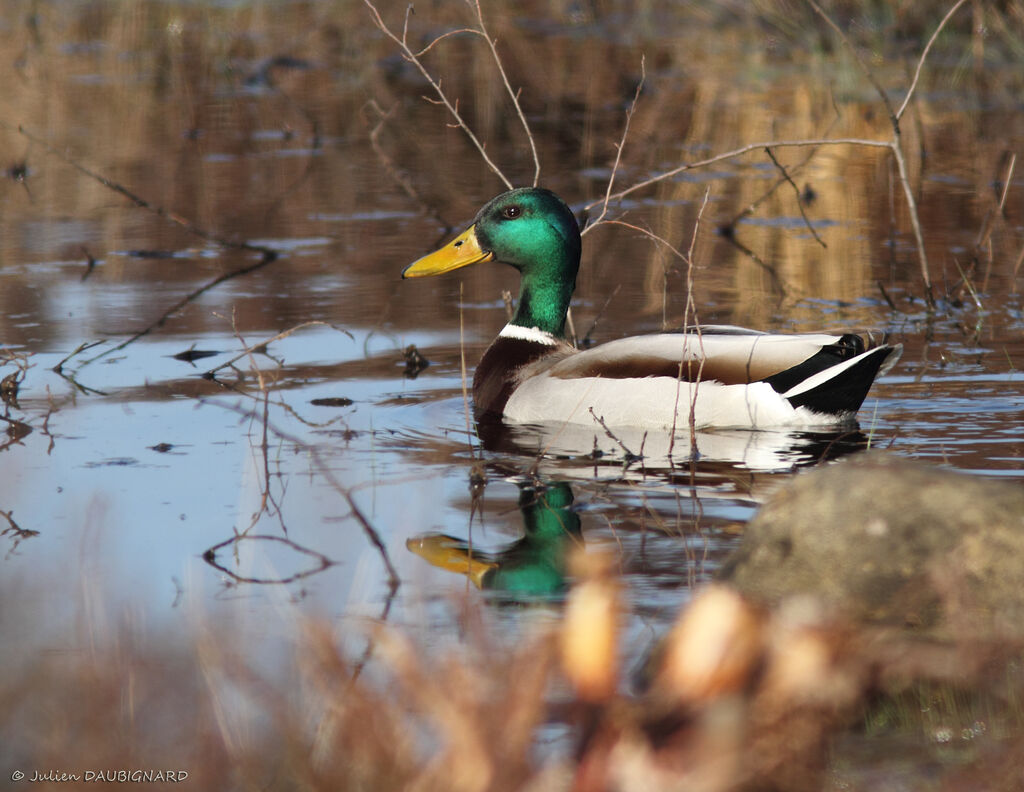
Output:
505 328 901 429
543 328 867 385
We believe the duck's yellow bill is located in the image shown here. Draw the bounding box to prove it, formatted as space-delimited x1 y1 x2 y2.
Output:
401 225 493 278
406 534 496 588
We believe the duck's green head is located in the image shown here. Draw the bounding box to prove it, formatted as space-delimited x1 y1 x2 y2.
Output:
402 188 581 337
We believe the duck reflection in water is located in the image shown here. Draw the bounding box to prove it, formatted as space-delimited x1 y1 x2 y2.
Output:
407 480 582 598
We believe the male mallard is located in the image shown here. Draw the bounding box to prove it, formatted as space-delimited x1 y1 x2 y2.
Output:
403 188 900 430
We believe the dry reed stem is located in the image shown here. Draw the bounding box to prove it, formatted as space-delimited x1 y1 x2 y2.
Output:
684 190 711 461
667 188 710 464
458 282 479 460
891 135 934 305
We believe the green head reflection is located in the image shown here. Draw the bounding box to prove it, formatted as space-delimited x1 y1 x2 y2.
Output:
407 481 582 597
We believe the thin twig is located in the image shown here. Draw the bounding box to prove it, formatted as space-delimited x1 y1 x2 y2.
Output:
588 407 641 462
87 250 279 359
586 137 892 210
891 135 933 304
468 0 541 186
896 0 972 121
203 321 353 379
668 188 710 463
205 399 401 590
585 55 646 234
805 0 898 129
590 219 690 263
364 1 513 190
458 282 479 459
50 340 106 374
12 124 277 258
764 147 826 248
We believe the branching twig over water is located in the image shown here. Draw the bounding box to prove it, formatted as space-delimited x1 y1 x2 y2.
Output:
12 125 278 260
206 399 401 591
368 1 975 310
584 56 646 236
364 0 541 190
804 0 972 306
9 123 282 360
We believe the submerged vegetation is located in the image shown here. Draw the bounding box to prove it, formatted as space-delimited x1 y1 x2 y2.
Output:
1 0 1023 789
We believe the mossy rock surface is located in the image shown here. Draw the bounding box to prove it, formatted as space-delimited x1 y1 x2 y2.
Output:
718 453 1024 637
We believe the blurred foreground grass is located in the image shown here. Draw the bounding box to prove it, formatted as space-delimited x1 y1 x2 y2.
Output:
5 559 1024 792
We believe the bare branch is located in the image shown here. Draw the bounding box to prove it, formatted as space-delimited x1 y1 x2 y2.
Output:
897 0 971 121
414 27 480 58
805 0 898 130
764 147 826 249
364 0 513 190
891 141 933 302
585 137 892 210
12 124 277 258
668 188 710 463
203 323 353 380
589 219 689 264
468 0 541 186
585 55 646 234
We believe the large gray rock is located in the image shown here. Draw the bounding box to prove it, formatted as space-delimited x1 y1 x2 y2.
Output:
718 453 1024 638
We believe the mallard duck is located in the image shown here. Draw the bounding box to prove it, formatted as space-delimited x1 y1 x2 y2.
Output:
402 188 901 430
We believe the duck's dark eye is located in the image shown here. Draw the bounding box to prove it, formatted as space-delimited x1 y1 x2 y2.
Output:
502 205 522 219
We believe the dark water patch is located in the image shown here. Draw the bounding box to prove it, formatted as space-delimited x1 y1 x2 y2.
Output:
83 457 141 468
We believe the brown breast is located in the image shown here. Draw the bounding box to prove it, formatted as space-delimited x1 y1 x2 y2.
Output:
472 336 569 416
